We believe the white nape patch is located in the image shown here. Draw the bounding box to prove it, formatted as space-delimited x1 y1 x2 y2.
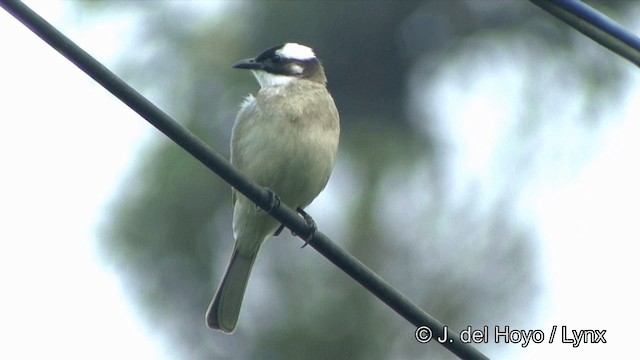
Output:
251 70 294 88
276 43 315 60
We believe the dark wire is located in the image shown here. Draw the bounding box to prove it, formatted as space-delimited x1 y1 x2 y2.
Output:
530 0 640 67
0 1 488 359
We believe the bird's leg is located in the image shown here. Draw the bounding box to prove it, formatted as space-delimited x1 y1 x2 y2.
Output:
294 207 317 248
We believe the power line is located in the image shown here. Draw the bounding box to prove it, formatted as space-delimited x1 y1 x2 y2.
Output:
531 0 640 67
0 1 487 359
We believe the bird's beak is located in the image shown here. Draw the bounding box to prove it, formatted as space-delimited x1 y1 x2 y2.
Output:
233 57 262 70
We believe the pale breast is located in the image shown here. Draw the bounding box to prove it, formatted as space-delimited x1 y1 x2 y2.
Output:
231 82 339 209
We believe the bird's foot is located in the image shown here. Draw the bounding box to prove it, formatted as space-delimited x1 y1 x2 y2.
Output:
257 187 281 214
293 207 316 248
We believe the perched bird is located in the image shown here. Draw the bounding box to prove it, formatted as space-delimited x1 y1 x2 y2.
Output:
206 43 340 333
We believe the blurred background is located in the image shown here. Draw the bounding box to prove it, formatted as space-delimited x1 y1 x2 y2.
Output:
1 1 639 359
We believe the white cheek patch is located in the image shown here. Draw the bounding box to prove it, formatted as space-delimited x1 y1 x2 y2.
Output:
251 70 294 88
289 63 304 74
276 43 315 60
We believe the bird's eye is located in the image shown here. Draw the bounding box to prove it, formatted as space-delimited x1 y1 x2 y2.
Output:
272 55 283 63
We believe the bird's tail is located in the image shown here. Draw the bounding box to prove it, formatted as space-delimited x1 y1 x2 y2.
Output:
206 246 257 333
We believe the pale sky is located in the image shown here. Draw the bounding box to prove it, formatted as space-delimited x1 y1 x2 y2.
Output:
425 25 640 357
0 2 159 359
1 1 639 359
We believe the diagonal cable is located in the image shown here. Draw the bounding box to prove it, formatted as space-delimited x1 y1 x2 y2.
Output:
0 1 488 359
530 0 640 67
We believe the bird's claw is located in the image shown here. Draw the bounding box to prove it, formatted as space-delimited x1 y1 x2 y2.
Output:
269 204 316 246
257 187 281 214
273 224 285 236
293 207 317 248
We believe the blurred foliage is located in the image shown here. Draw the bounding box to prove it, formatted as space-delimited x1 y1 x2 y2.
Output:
84 1 635 359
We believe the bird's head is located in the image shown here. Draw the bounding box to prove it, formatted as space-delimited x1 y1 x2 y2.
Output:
233 43 327 87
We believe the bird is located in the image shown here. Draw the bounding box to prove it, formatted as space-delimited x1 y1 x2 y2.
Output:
206 43 340 333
